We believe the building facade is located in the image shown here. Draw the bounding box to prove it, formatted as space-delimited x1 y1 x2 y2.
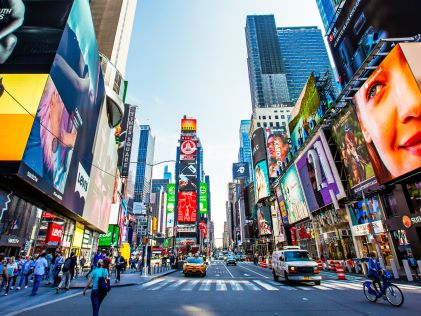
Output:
315 0 345 32
238 120 253 183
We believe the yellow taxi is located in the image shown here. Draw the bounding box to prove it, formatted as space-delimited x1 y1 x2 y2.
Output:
183 257 206 277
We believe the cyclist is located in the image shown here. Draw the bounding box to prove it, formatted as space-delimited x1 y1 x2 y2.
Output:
368 252 382 293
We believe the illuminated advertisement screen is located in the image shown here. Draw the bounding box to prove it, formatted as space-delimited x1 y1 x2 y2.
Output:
353 43 421 184
327 0 421 87
253 160 270 202
166 183 175 228
232 162 250 180
251 127 266 167
266 128 289 178
178 161 197 191
0 74 48 161
275 185 288 226
180 139 197 161
257 206 272 236
295 130 345 213
0 0 74 73
181 118 197 132
288 74 323 153
176 237 197 247
348 196 384 236
331 104 376 193
17 0 105 216
199 182 208 215
279 165 309 224
177 191 197 223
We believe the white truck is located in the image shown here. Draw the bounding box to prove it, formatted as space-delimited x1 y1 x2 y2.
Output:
272 246 321 285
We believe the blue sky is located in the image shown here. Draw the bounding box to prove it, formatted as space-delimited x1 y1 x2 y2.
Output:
125 0 327 245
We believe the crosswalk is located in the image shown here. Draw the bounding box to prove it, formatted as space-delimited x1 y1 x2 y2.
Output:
138 278 421 292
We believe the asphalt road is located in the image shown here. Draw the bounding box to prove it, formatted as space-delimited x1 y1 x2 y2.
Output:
15 260 421 316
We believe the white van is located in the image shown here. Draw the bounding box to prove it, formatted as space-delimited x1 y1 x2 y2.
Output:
272 246 321 285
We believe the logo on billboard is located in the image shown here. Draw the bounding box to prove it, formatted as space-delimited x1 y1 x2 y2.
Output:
181 140 197 155
75 163 90 200
232 162 250 180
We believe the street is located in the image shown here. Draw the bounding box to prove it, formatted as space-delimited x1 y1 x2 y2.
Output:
9 261 421 316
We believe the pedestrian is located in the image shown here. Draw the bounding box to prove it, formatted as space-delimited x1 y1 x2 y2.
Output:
31 252 48 296
406 253 419 280
0 259 9 295
45 251 53 281
53 252 64 287
83 259 109 316
8 256 19 290
69 252 77 280
115 252 125 283
79 256 86 276
17 255 32 290
56 253 74 293
87 250 104 278
102 250 111 274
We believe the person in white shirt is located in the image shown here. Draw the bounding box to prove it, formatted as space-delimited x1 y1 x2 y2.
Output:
31 252 48 296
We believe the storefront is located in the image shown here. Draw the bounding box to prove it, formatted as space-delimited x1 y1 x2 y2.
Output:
293 219 318 259
71 222 85 257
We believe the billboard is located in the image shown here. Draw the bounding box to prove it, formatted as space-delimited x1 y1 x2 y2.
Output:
166 183 175 228
98 225 120 247
266 128 289 178
0 0 74 72
178 161 197 191
177 191 197 223
18 0 105 216
275 185 288 226
257 206 272 236
288 74 324 153
176 237 197 247
254 160 270 202
181 118 197 132
348 196 384 236
177 224 196 233
120 106 137 177
295 130 346 213
251 127 266 167
0 74 48 161
353 43 421 184
327 0 421 87
331 104 376 193
232 162 250 180
180 139 197 161
279 165 309 224
199 182 208 215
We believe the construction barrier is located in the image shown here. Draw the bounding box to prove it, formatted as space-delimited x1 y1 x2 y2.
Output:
336 262 346 280
329 261 338 272
268 259 272 269
259 261 267 268
317 259 323 271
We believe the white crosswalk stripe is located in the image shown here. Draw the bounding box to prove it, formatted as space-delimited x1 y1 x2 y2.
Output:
199 279 212 291
253 280 279 291
165 280 187 290
216 280 227 291
229 280 244 291
182 280 200 291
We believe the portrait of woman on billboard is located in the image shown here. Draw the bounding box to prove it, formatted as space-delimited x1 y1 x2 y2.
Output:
257 208 272 236
266 130 289 178
353 43 421 184
254 160 270 201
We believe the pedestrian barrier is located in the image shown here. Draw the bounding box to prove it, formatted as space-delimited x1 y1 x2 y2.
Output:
267 259 272 270
329 261 338 272
317 259 323 271
259 261 267 268
336 262 346 280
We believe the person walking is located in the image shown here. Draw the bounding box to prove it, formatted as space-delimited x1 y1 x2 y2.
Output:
56 253 73 293
8 256 19 290
83 259 109 316
31 253 48 296
79 256 86 277
115 252 124 283
45 252 53 282
0 259 9 295
53 252 64 287
69 252 77 280
102 250 111 274
16 256 32 290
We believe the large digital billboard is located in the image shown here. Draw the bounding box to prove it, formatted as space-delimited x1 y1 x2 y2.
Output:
199 182 208 215
254 160 270 202
295 130 345 213
257 206 272 236
348 196 384 236
166 183 175 228
178 161 197 191
288 74 325 154
251 127 266 167
353 43 421 184
232 162 250 180
177 191 197 223
181 118 197 132
275 184 288 226
327 0 421 86
0 0 74 72
331 104 376 193
279 165 309 224
266 128 289 178
17 0 105 216
0 74 48 161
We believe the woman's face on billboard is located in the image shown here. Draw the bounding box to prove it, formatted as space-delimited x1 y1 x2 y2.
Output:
354 45 421 179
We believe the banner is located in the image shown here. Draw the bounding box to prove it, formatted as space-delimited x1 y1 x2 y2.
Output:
253 160 270 202
178 161 197 191
266 128 289 178
251 127 267 167
98 225 120 247
177 191 197 223
199 182 208 215
166 183 175 228
257 206 272 236
120 106 137 177
181 118 197 132
177 224 196 233
232 162 250 180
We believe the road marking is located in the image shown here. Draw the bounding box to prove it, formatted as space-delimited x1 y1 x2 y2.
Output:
229 280 243 291
315 282 344 290
314 285 332 290
216 280 227 291
223 263 235 278
141 278 166 289
302 298 309 301
295 286 312 291
165 280 187 290
326 280 361 290
238 265 269 279
182 280 200 291
243 274 250 276
241 280 261 291
199 279 212 291
150 280 171 290
215 274 220 277
253 280 279 291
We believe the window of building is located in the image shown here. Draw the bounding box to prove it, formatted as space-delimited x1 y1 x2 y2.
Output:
262 116 266 119
275 115 279 119
281 115 285 119
269 116 271 119
276 122 280 127
257 122 261 127
270 122 273 127
263 122 267 127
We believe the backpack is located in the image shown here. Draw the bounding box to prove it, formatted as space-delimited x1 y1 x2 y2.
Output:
62 258 71 272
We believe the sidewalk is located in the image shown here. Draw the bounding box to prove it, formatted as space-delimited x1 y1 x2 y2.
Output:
1 269 176 316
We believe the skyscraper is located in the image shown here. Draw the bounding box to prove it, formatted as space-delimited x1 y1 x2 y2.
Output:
245 15 290 109
238 120 253 182
134 125 155 204
315 0 344 33
277 26 338 102
151 179 169 235
163 165 173 182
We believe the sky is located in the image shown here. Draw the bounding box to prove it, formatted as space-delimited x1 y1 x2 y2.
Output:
125 0 326 246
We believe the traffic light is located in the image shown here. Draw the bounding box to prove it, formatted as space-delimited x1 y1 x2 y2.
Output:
115 126 121 145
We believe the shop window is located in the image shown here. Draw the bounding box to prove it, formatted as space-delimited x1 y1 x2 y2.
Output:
406 182 421 214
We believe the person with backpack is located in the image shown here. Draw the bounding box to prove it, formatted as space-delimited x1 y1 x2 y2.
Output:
56 253 73 293
83 259 110 316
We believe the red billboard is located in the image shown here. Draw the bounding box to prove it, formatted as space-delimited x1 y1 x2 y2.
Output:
46 222 63 243
177 191 197 223
180 139 197 160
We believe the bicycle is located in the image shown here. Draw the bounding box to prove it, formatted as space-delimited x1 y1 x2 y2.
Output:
363 270 404 307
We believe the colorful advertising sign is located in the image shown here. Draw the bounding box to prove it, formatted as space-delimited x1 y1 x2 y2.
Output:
327 0 421 87
251 127 267 167
178 161 197 191
176 237 197 247
166 183 175 227
352 43 421 184
98 225 120 247
0 0 74 72
177 191 197 223
266 128 289 178
199 182 208 215
177 224 196 233
331 105 376 193
275 185 288 226
120 106 137 177
288 74 324 153
295 130 346 213
72 222 84 248
254 160 270 202
46 222 63 243
348 196 384 236
181 118 197 132
257 206 272 236
232 162 250 180
279 165 309 224
0 74 48 161
199 221 207 236
18 0 105 216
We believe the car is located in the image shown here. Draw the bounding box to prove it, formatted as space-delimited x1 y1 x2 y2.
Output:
272 246 321 285
183 257 206 277
217 253 224 260
226 255 236 266
235 253 242 261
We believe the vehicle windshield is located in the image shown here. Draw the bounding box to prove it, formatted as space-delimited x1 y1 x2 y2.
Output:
186 258 203 264
284 251 311 262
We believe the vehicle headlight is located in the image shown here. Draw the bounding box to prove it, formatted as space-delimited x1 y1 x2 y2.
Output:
313 266 320 273
288 266 297 273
